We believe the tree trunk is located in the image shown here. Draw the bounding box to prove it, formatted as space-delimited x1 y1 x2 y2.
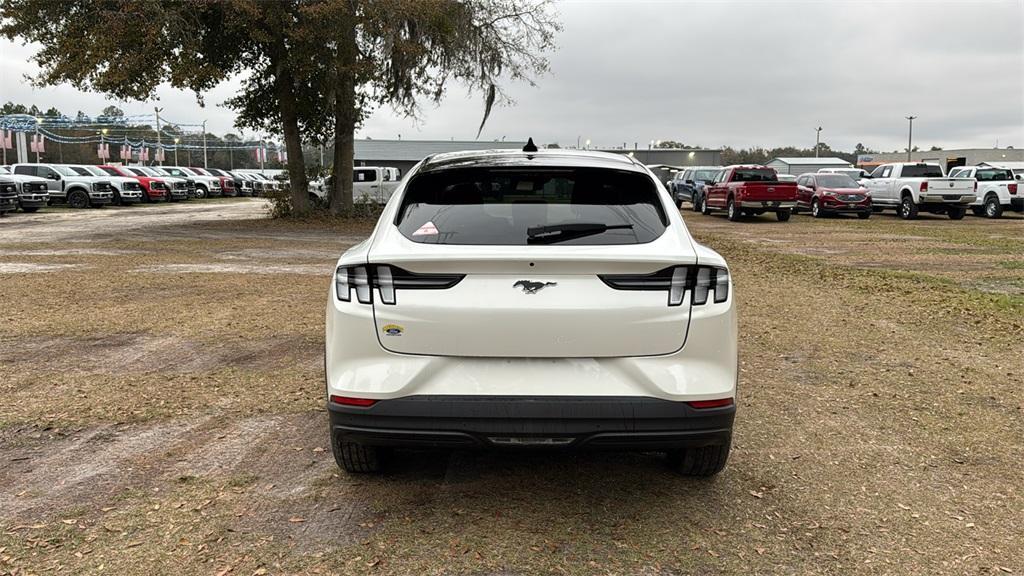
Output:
275 61 309 214
330 12 357 215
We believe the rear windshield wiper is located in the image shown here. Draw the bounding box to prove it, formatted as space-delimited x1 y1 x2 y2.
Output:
526 222 634 244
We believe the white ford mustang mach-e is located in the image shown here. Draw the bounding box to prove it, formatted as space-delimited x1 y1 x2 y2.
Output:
326 141 737 476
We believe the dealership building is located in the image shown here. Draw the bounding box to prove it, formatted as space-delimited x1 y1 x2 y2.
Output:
856 148 1024 172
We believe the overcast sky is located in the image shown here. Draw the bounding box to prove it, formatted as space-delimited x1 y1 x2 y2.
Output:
1 0 1021 152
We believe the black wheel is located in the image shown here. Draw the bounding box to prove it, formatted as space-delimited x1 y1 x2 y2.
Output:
947 206 966 220
811 199 823 218
195 186 208 199
726 197 740 221
984 194 1003 219
776 209 791 222
700 194 711 215
667 443 731 477
112 190 123 206
692 192 702 212
332 436 386 473
22 207 39 213
857 211 871 219
899 195 919 220
68 190 90 209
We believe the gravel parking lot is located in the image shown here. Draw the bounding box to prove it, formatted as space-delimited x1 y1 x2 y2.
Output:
1 199 1021 575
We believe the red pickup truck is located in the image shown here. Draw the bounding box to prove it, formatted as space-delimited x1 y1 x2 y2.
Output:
699 165 798 222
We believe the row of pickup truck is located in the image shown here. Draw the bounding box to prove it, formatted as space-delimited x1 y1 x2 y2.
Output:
0 162 288 214
674 162 1021 221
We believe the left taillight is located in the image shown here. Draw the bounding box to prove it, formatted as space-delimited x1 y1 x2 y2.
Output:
599 265 729 306
335 265 464 305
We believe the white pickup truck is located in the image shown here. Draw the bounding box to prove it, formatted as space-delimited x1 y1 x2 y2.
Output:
948 165 1022 219
861 162 975 220
310 166 403 203
11 163 114 208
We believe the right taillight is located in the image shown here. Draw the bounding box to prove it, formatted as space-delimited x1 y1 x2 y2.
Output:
599 265 729 306
1009 183 1018 195
919 182 928 192
335 264 464 305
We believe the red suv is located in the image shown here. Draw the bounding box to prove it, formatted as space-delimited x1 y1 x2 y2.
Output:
795 173 871 219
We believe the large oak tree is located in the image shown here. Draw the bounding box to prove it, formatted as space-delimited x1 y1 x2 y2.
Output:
0 0 558 215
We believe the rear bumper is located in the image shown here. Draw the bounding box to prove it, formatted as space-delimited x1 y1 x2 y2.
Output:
918 194 974 204
739 200 796 210
328 395 734 450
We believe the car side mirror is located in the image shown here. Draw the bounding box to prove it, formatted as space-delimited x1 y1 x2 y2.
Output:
47 172 60 180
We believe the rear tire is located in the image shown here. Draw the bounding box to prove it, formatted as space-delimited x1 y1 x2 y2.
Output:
899 195 919 220
667 443 731 477
984 194 1003 219
700 194 711 215
726 197 740 221
857 211 871 219
776 209 791 222
332 436 386 473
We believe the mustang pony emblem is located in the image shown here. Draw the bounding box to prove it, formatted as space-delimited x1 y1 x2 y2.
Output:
513 280 557 294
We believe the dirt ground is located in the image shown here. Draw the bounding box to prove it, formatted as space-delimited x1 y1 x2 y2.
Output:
1 199 1022 575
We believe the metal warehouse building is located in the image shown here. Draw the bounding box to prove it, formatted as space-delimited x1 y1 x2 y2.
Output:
766 157 852 175
354 139 527 176
352 140 722 178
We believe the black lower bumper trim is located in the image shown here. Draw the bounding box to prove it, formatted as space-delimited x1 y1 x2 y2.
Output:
328 395 734 450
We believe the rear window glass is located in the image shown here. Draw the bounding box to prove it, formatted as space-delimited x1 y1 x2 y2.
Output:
975 169 1012 181
732 169 777 182
396 167 667 246
815 174 858 188
901 164 944 178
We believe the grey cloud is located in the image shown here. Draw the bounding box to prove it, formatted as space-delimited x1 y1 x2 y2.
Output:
2 1 1021 152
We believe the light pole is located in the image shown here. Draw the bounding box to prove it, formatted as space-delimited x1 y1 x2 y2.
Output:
815 126 822 158
100 128 108 163
34 116 41 163
174 137 180 165
905 116 917 162
154 107 164 166
584 139 591 150
202 120 208 169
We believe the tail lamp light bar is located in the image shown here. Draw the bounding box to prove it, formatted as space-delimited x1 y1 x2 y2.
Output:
598 265 729 306
336 265 465 305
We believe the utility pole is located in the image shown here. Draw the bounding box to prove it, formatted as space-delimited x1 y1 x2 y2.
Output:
259 137 265 172
174 138 180 165
202 119 208 169
34 116 41 163
154 107 164 166
905 116 917 162
815 126 823 158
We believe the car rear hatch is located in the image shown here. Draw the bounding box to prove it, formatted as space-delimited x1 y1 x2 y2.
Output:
359 164 700 358
740 182 798 201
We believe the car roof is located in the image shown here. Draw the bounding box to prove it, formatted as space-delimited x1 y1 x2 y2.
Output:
418 148 646 174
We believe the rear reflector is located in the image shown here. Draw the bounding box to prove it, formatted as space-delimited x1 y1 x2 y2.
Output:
329 395 377 407
686 398 734 409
